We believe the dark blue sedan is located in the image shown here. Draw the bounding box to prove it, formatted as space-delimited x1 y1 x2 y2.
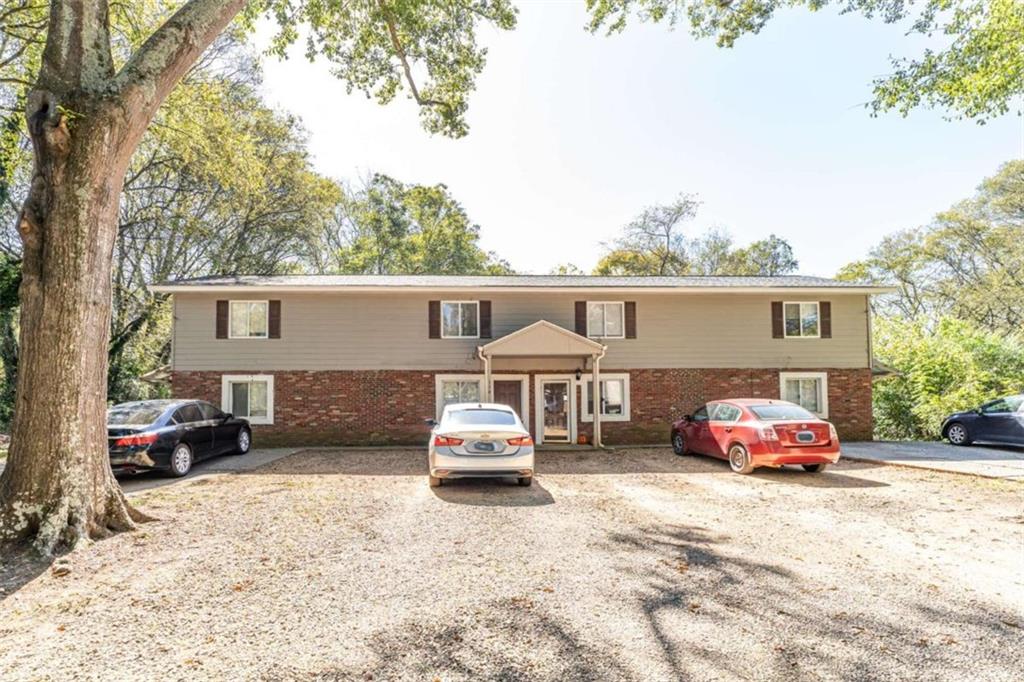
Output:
941 395 1024 447
108 399 252 477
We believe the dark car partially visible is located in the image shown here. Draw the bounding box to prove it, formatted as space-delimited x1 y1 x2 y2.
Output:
108 399 252 477
941 394 1024 447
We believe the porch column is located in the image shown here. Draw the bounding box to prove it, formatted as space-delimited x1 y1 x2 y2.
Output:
592 353 601 448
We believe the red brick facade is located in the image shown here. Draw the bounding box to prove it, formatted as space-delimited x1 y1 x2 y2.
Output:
172 367 873 446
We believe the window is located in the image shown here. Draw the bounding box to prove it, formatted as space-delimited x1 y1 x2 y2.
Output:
586 302 624 338
107 403 168 425
750 404 817 421
980 395 1024 414
581 373 631 422
229 301 269 339
691 405 709 422
436 376 483 417
709 403 742 422
779 372 828 418
446 409 518 426
441 301 479 338
221 375 274 424
783 302 820 338
173 403 203 424
197 402 224 420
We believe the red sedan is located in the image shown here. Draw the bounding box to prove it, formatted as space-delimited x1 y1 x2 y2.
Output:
671 399 840 474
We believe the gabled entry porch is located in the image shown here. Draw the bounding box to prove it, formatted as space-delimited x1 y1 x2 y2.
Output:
478 321 607 447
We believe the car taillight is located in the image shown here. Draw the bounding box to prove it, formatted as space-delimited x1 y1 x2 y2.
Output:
113 432 158 447
829 423 839 441
433 435 464 447
507 436 533 446
759 426 779 441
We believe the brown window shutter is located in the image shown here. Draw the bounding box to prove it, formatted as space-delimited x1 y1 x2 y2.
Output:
575 301 587 336
216 300 228 339
479 301 492 339
428 300 441 338
819 301 832 338
771 301 784 339
625 301 637 339
268 300 281 338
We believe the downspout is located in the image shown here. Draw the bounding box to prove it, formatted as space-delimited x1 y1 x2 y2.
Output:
477 346 492 402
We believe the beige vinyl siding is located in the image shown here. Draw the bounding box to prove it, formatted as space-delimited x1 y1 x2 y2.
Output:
171 292 869 371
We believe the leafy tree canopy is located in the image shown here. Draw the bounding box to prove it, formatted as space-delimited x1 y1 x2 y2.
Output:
586 0 1024 122
320 174 514 275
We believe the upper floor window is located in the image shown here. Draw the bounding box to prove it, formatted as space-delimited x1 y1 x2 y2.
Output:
784 302 820 338
441 301 479 338
587 302 624 338
229 300 269 339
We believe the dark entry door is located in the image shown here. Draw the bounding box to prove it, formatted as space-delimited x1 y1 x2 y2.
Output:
493 380 522 417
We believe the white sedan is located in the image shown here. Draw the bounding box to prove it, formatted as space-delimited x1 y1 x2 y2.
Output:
426 403 535 487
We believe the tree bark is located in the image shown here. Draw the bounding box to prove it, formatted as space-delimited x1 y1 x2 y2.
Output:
0 91 146 555
0 0 247 555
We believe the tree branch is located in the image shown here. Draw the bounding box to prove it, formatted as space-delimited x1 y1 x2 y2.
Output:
376 0 449 110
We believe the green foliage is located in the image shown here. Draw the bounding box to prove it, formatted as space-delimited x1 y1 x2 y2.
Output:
585 0 1024 122
256 0 518 137
872 317 1024 439
324 174 514 275
595 196 799 276
838 160 1024 333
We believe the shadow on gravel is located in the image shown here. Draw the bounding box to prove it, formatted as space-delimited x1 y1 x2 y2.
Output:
603 523 1022 680
295 596 635 682
0 549 53 602
431 477 555 507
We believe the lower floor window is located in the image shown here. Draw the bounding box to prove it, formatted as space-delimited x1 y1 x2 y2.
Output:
221 374 274 424
437 376 484 416
779 372 828 418
581 373 631 422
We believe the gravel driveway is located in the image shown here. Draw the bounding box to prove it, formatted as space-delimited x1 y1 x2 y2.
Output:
1 448 1022 681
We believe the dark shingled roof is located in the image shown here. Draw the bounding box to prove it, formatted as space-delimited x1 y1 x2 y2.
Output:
153 274 889 290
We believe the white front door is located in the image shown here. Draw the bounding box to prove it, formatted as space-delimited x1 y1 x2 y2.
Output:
535 377 576 444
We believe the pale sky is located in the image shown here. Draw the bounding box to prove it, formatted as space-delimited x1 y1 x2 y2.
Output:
255 1 1022 277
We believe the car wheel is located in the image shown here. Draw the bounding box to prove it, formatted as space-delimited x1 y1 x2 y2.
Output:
802 463 828 473
728 444 754 475
428 475 442 488
945 422 971 446
234 427 251 455
672 432 688 456
167 443 192 478
517 476 533 487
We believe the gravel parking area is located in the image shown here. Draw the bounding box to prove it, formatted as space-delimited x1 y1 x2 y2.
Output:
2 448 1022 681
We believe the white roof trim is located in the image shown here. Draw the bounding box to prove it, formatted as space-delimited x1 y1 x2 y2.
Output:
150 285 897 295
480 320 605 357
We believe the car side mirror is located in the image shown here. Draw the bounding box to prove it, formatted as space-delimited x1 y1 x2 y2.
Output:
424 418 438 428
682 415 692 422
222 413 233 422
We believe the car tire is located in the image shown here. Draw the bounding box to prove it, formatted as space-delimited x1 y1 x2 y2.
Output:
728 444 754 475
233 427 252 455
671 432 688 456
945 422 972 446
167 443 193 478
802 463 828 473
517 476 533 487
428 475 442 488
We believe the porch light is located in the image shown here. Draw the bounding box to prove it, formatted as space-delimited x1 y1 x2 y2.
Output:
575 368 582 381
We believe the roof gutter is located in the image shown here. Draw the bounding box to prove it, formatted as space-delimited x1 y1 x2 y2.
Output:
149 285 899 296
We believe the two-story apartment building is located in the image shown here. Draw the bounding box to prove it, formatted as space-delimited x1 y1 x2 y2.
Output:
151 275 894 446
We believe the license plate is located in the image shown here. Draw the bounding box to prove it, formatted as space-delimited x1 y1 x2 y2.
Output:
796 431 816 443
474 441 495 452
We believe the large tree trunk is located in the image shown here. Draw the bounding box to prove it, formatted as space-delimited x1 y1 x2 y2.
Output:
0 92 148 555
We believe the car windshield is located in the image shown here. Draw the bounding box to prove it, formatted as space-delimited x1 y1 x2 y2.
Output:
107 403 166 425
750 404 817 421
446 409 517 426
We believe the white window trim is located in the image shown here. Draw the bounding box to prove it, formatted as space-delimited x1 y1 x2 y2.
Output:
221 374 275 425
580 372 631 422
228 300 270 339
782 301 821 339
440 300 481 339
586 301 625 339
434 374 530 427
779 371 829 419
534 374 577 445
